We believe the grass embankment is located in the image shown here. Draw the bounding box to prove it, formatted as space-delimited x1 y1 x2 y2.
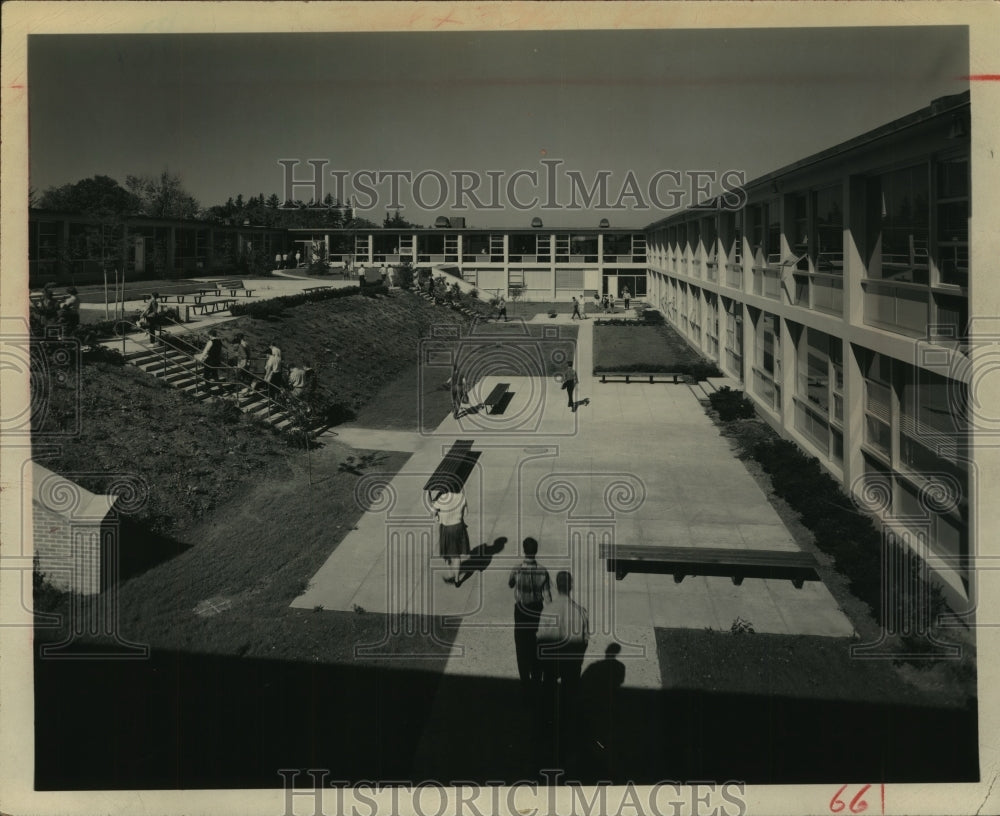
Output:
36 291 470 536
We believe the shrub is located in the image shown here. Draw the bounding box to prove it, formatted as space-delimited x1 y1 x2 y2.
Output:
708 387 756 420
229 285 373 318
395 262 415 290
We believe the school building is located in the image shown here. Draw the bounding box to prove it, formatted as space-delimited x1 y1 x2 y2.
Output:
644 90 972 605
26 91 973 603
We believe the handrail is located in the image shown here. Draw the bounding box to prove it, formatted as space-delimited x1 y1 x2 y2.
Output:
131 315 286 418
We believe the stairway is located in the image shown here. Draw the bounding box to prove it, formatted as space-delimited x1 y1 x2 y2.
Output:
123 342 326 436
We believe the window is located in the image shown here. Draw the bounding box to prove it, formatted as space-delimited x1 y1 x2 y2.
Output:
753 311 781 411
555 268 584 290
863 352 892 460
570 234 597 260
871 165 930 283
814 186 844 273
936 158 969 288
465 233 490 259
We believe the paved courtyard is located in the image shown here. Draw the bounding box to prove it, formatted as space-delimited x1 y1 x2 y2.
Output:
293 312 854 696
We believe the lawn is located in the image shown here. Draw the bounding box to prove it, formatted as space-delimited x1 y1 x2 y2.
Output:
593 322 714 372
34 290 475 537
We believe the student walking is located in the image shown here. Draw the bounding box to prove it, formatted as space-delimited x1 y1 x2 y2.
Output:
623 286 631 311
140 292 161 343
562 360 578 412
450 362 468 420
608 293 616 314
509 537 552 702
571 297 582 320
234 334 254 394
197 329 224 382
262 340 283 395
430 486 470 585
495 295 508 322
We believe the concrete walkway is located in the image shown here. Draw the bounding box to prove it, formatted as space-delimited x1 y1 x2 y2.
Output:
293 312 854 661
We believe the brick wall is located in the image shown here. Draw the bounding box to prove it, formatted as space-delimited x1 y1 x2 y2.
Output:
32 462 117 596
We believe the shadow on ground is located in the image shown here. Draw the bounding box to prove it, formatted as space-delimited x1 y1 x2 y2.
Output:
35 638 977 789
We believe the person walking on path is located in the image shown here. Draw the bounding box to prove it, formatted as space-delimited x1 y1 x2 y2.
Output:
140 292 161 343
509 537 552 702
623 286 631 311
261 340 283 395
536 570 590 744
562 360 578 412
495 295 508 322
275 252 282 272
571 297 582 320
234 334 254 395
430 486 469 585
608 293 616 314
449 361 468 420
197 329 224 382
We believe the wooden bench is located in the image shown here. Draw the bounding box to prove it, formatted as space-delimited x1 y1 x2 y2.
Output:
214 279 244 296
423 440 481 493
600 543 820 589
599 371 684 384
192 298 236 316
482 382 511 415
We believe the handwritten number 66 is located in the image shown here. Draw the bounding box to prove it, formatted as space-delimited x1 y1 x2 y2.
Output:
830 784 871 814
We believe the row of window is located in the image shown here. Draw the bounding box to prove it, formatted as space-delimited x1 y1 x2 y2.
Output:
646 155 970 337
655 272 969 574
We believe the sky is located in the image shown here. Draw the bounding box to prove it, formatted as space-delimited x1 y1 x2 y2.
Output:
28 26 969 229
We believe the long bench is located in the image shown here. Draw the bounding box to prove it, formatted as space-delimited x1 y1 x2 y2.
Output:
423 440 481 494
600 543 820 589
482 382 512 415
192 298 236 315
599 371 685 384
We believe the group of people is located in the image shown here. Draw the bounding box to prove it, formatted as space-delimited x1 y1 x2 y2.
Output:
569 288 631 320
193 331 314 404
30 282 80 335
427 486 592 726
274 250 303 270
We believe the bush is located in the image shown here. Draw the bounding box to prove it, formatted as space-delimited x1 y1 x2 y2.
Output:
708 386 757 421
229 285 380 319
395 262 415 290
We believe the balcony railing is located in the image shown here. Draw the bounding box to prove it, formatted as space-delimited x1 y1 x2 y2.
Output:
812 274 844 315
726 263 743 289
752 266 781 299
862 280 929 336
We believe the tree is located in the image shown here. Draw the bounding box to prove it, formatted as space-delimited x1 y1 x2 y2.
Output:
125 171 200 219
266 193 281 209
36 175 139 217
